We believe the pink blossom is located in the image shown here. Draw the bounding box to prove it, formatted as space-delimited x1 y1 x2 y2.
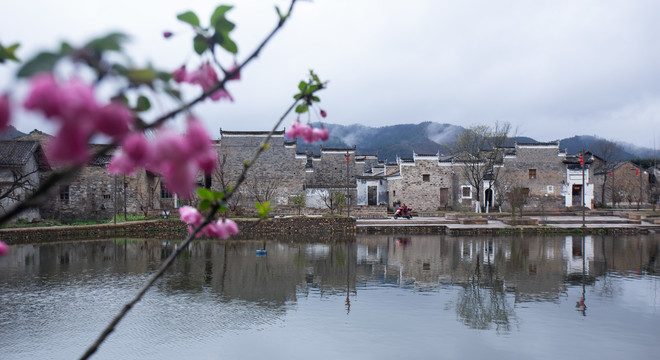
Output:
24 74 99 126
121 133 153 167
108 151 136 175
286 120 329 143
0 94 10 132
163 31 173 39
209 88 233 102
172 65 189 83
0 241 7 256
152 130 192 167
312 127 330 142
320 109 327 118
185 118 213 156
179 206 202 226
47 122 93 165
221 219 239 235
196 149 218 174
57 78 99 124
95 102 134 141
23 73 62 118
173 63 233 102
159 161 197 198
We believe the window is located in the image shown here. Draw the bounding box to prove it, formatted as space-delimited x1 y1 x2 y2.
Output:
392 190 396 197
461 186 472 198
204 175 212 189
161 187 172 199
59 185 70 203
529 169 537 179
103 194 111 199
522 188 530 197
547 185 554 193
422 174 430 182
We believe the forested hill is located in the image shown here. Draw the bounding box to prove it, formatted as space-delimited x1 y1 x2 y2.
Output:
291 122 655 162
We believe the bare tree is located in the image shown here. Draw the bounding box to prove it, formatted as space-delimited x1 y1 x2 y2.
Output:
594 139 623 207
453 122 511 212
320 189 346 214
246 177 279 204
0 169 39 210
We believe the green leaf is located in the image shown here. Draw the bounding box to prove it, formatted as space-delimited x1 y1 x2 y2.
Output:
199 199 211 211
126 67 158 85
312 96 320 102
135 96 151 112
84 32 129 52
210 5 234 30
295 103 308 114
213 33 238 54
177 11 201 27
0 42 20 63
197 187 214 201
212 191 225 200
298 81 307 92
16 52 61 77
293 93 302 100
193 34 208 55
255 201 272 219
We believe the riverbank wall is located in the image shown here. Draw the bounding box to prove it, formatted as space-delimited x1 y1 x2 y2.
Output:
0 217 357 245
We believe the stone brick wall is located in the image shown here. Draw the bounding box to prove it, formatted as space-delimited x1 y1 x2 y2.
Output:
499 144 566 211
219 132 307 209
39 164 140 221
0 217 356 244
388 156 456 212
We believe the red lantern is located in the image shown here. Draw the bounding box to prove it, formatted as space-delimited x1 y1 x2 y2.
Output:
579 156 583 166
610 171 613 178
345 154 349 163
636 168 639 176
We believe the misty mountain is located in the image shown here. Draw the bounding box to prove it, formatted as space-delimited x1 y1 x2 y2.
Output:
0 125 26 140
293 122 657 162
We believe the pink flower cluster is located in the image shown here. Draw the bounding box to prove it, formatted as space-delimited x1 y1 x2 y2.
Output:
108 117 218 197
23 74 134 165
285 120 329 143
172 62 237 102
0 94 10 133
179 206 239 239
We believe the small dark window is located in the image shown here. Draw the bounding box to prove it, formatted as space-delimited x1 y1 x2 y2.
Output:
103 194 111 199
393 190 396 197
462 186 471 198
161 187 172 199
204 175 212 189
422 174 430 182
522 188 530 197
59 185 70 203
529 169 537 179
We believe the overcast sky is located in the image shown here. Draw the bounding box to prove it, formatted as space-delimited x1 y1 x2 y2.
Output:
2 0 660 149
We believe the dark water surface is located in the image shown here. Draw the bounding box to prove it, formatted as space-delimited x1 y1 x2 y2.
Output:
1 234 659 359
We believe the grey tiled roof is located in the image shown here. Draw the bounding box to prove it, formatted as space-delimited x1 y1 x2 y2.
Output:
0 141 40 167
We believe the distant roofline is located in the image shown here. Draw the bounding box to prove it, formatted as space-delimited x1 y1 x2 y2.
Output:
220 130 285 137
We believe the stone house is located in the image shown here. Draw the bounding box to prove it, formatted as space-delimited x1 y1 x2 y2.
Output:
592 161 652 208
386 153 458 212
496 143 572 212
0 141 50 221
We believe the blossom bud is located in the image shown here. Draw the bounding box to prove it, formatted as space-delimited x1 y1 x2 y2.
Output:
163 31 173 39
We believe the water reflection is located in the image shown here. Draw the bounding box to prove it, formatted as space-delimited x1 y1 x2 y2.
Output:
0 234 659 359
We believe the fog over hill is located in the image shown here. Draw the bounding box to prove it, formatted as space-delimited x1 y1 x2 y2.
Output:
292 122 658 162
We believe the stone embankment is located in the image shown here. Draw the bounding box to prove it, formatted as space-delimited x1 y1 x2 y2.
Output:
2 212 658 245
0 217 356 245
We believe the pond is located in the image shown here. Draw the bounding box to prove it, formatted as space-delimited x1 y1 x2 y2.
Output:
1 233 659 359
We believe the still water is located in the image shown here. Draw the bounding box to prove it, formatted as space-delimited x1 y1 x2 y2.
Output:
1 234 659 359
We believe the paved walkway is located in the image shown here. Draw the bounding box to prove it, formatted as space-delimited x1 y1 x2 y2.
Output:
356 215 660 233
